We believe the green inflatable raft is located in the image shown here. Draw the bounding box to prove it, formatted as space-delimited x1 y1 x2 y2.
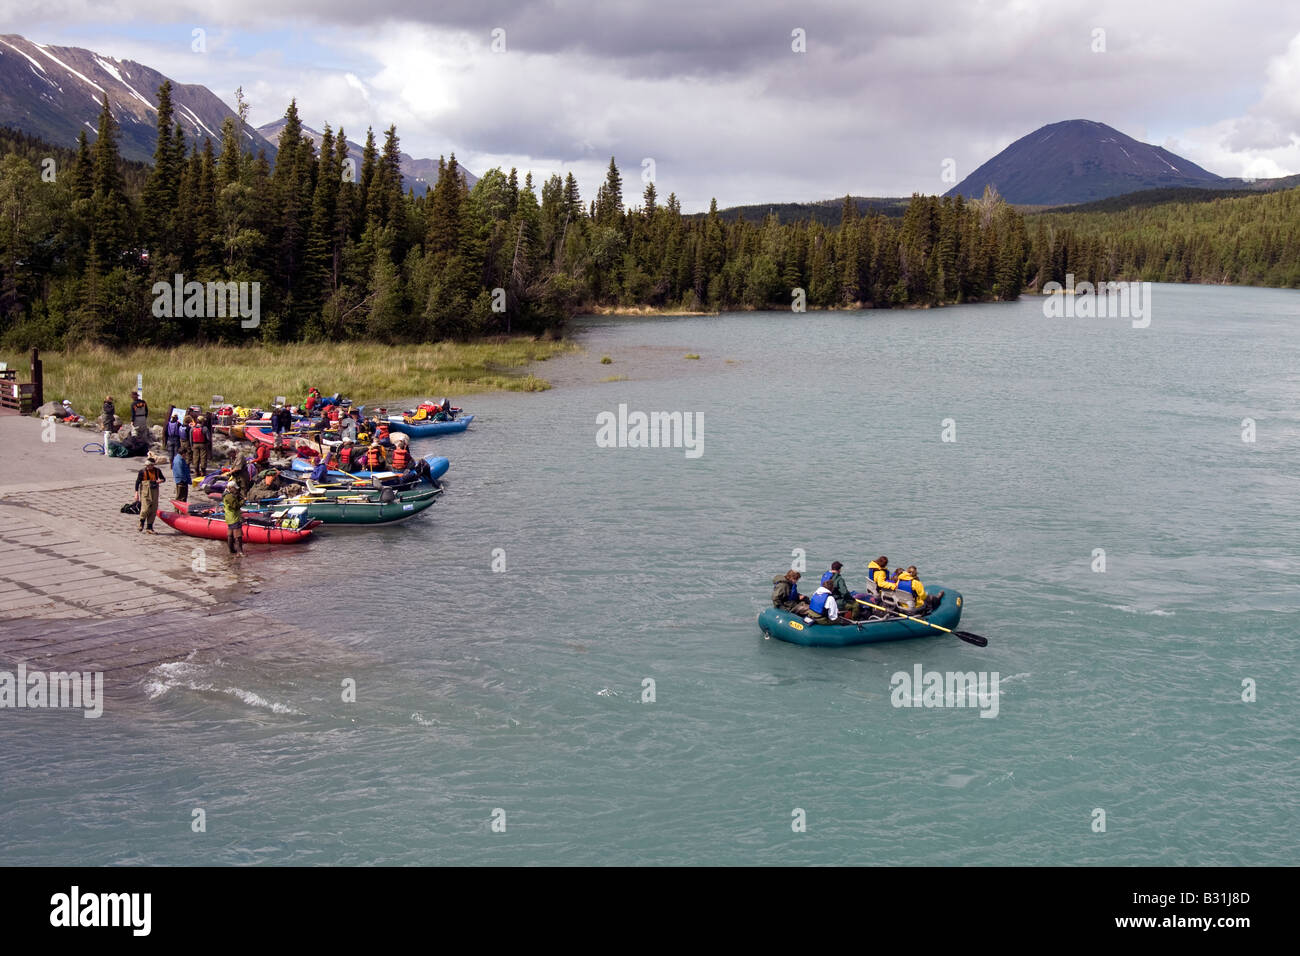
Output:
259 487 442 526
757 588 963 647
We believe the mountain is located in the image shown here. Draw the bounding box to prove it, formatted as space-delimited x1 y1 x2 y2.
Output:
257 118 478 197
0 33 276 163
946 119 1226 206
693 196 910 225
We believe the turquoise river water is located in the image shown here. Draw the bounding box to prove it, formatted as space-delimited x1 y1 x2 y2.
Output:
2 282 1297 865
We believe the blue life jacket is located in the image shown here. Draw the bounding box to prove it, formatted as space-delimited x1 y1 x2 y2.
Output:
809 591 831 615
894 579 914 594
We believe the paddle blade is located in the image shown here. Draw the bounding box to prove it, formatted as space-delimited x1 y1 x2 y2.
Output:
955 631 988 647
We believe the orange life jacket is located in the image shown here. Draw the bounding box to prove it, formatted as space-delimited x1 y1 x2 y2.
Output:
391 446 411 470
366 447 385 469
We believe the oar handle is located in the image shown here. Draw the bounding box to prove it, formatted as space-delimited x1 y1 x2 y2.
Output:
853 597 955 634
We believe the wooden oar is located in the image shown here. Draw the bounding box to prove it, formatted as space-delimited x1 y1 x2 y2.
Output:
853 597 988 647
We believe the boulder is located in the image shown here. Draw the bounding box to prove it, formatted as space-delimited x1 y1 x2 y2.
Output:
150 424 165 442
35 401 62 418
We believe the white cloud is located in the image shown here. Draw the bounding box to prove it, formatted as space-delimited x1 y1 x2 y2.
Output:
6 1 1300 206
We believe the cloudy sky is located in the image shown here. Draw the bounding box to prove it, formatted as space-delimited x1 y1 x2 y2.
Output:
4 0 1300 211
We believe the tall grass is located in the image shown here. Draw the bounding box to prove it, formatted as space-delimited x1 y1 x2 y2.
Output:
3 338 575 418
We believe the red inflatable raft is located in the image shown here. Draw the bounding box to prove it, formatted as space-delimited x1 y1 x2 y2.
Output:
159 508 320 544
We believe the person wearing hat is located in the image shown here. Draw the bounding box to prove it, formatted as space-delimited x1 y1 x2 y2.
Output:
825 561 858 620
134 455 166 533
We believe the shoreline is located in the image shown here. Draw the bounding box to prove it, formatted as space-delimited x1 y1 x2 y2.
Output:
0 413 315 697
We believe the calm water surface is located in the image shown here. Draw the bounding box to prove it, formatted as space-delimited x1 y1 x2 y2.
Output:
3 283 1298 865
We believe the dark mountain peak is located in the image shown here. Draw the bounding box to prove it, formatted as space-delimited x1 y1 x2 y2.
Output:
946 119 1224 205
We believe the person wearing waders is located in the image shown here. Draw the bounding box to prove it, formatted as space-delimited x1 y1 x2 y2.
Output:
134 455 165 533
223 481 245 557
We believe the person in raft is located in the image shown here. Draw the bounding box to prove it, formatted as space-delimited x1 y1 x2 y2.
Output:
365 441 388 472
338 437 361 473
308 454 333 483
389 435 413 473
892 566 944 614
864 556 897 602
825 561 858 620
803 577 841 625
171 448 191 503
222 481 246 557
134 455 166 533
771 570 809 615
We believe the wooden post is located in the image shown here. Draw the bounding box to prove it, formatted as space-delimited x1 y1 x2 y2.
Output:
29 348 42 408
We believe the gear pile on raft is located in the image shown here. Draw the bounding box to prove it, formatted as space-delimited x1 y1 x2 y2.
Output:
758 556 981 648
75 385 476 557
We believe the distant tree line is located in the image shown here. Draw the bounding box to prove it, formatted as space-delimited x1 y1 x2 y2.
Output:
1029 188 1300 289
0 85 1035 350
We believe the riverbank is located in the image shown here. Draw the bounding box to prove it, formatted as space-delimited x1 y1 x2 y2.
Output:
2 337 576 422
0 413 323 697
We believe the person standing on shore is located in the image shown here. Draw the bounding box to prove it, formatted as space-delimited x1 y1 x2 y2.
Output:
171 448 191 503
222 481 246 557
101 396 116 430
164 411 182 461
130 391 150 438
134 455 165 533
179 415 192 465
190 414 211 480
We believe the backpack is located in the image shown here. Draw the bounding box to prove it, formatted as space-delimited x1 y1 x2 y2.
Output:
191 424 205 443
